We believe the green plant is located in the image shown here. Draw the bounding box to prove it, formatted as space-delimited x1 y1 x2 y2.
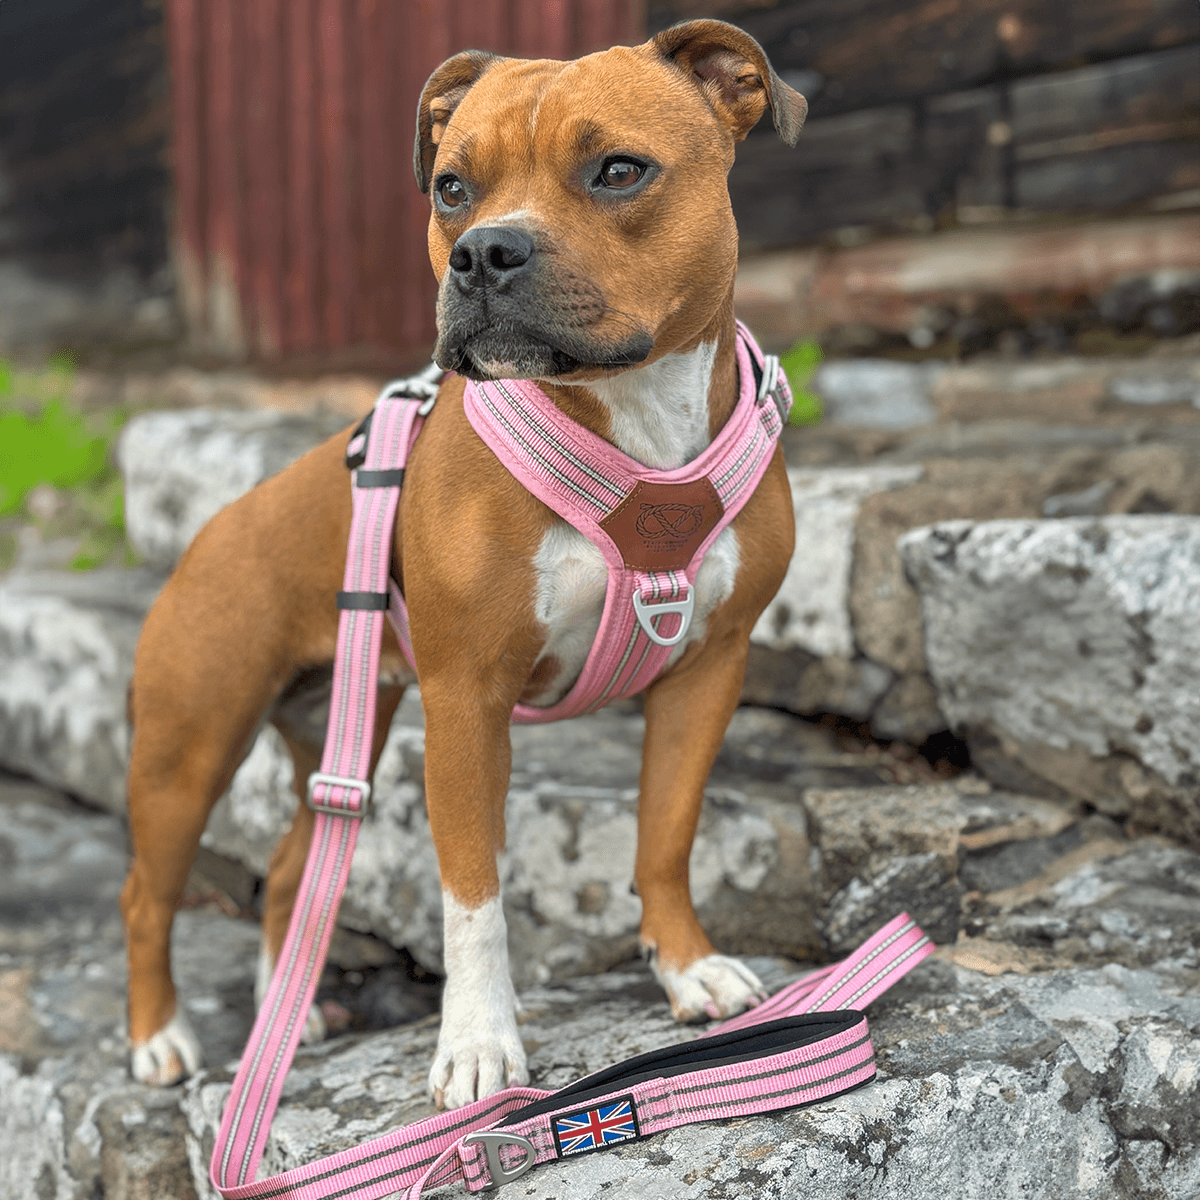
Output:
0 355 130 570
779 338 824 426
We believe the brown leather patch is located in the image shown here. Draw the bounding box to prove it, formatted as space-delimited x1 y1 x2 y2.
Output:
600 478 725 571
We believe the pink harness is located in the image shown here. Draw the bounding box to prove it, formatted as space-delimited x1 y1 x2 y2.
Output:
206 332 935 1200
385 323 793 720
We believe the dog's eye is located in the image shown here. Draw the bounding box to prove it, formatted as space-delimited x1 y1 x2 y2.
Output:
598 159 645 189
438 177 468 209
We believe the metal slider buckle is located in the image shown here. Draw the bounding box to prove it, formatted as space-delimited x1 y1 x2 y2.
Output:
305 772 372 818
462 1131 536 1188
632 587 695 647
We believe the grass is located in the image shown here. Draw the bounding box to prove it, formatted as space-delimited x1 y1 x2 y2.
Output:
780 338 824 426
0 356 133 571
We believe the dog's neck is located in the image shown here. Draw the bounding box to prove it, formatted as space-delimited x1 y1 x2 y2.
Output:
531 306 739 470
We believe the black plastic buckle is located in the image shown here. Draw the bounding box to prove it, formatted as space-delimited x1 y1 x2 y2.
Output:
344 410 375 470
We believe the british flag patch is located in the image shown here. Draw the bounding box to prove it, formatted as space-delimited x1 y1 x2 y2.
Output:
551 1096 640 1157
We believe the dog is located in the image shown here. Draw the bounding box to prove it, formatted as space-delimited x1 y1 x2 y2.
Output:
120 20 805 1111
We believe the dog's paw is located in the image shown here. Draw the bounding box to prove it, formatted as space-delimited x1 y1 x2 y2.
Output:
130 1009 203 1086
653 954 768 1023
300 1001 328 1045
428 1020 528 1110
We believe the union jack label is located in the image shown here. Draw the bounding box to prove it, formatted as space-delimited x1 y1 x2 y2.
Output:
551 1095 640 1157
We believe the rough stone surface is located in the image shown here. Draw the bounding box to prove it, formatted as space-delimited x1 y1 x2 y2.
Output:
0 568 163 812
812 360 944 429
746 465 920 724
8 770 1197 1200
901 516 1200 844
931 357 1200 424
117 409 346 568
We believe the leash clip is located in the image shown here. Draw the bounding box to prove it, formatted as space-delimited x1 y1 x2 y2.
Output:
305 772 372 817
632 587 694 647
462 1131 537 1188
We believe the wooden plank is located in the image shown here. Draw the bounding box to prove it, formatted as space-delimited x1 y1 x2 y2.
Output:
316 0 358 349
283 0 323 356
0 0 170 281
204 0 247 355
1016 141 1200 211
242 0 286 357
923 86 1007 212
729 107 928 249
164 0 207 341
1011 46 1200 147
707 0 1200 120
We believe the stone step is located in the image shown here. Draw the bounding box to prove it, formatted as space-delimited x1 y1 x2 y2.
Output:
900 514 1200 846
3 772 1196 1200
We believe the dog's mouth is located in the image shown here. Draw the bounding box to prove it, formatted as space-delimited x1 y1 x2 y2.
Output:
437 323 653 383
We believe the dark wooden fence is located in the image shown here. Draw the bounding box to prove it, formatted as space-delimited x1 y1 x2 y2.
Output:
649 0 1200 252
165 1 646 365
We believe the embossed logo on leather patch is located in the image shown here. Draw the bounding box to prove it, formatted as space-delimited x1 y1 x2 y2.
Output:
600 478 724 571
635 503 706 542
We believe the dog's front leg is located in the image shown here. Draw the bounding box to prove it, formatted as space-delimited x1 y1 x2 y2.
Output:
637 626 770 1022
421 682 527 1109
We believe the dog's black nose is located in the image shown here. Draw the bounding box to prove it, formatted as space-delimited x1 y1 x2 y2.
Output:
448 226 534 291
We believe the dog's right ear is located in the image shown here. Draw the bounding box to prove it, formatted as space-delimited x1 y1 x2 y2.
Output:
414 51 501 193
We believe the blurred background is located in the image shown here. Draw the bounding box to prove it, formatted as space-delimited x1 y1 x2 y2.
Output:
0 0 1196 371
3 11 1200 1197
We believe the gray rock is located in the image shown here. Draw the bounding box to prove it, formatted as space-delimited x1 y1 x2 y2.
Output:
753 465 923 661
812 360 944 429
900 516 1200 844
178 952 1200 1200
7 770 1200 1200
0 567 162 813
0 560 913 981
746 465 920 724
117 409 346 568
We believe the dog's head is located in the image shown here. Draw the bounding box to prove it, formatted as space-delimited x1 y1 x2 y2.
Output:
414 22 805 383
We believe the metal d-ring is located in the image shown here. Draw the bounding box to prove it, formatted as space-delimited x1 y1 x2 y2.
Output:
632 587 695 647
462 1131 537 1187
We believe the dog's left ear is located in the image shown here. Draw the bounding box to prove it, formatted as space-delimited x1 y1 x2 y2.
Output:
414 50 502 192
651 20 806 146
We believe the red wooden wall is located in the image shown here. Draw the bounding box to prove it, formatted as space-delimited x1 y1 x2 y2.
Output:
165 1 646 367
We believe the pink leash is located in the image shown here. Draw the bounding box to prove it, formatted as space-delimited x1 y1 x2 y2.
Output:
208 367 935 1199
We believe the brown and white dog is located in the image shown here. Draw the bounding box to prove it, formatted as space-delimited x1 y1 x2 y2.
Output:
120 21 805 1111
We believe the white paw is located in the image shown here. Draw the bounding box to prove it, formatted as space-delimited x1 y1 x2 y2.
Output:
257 938 327 1046
652 953 768 1023
429 893 527 1109
428 1013 528 1110
130 1009 203 1086
300 1001 327 1045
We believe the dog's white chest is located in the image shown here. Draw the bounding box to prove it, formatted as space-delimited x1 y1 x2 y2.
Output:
527 521 739 707
522 341 739 708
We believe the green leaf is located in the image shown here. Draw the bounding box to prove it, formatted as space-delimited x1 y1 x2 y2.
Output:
778 338 824 427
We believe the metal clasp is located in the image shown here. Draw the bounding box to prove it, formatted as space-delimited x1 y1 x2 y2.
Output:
756 352 791 424
462 1131 537 1188
305 772 371 818
378 362 444 416
632 587 695 647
